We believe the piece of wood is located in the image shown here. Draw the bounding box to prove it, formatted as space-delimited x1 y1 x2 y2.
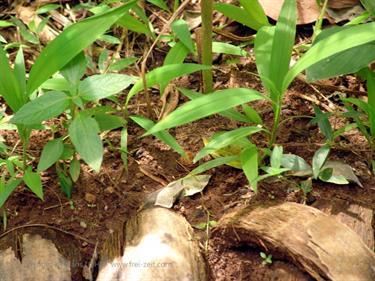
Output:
0 234 71 281
214 202 375 281
313 198 374 250
97 207 207 281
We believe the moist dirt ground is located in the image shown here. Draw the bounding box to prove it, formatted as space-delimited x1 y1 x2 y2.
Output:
1 62 374 280
0 3 374 279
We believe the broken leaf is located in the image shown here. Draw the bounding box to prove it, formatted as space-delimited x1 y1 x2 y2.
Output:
321 160 363 187
147 175 211 208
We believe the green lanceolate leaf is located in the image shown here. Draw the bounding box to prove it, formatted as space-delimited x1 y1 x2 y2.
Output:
240 144 258 192
131 115 186 158
0 178 22 208
79 74 136 101
11 91 70 125
179 87 252 123
212 42 247 56
117 13 151 36
344 97 375 136
14 47 27 97
56 168 73 198
126 63 210 104
27 1 136 94
94 113 126 131
145 88 265 136
311 106 333 141
306 26 375 81
70 159 81 182
147 0 169 12
254 26 278 94
270 145 283 169
239 0 269 28
215 3 264 30
281 153 311 175
269 0 296 97
194 126 262 162
23 168 43 200
120 127 128 168
0 46 23 111
312 145 330 179
361 0 375 15
171 19 195 53
69 113 103 172
60 52 87 86
37 138 64 172
189 155 240 176
164 42 190 65
284 22 375 91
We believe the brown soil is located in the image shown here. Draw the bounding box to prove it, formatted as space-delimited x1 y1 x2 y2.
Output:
0 5 374 279
1 65 374 280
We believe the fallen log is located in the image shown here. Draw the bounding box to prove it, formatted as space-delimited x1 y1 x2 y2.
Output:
97 207 207 281
314 198 374 250
213 202 375 281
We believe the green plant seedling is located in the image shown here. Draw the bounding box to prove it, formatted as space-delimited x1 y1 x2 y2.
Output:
281 146 363 187
0 2 136 202
260 252 272 265
254 0 375 146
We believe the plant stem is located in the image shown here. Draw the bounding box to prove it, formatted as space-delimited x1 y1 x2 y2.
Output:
200 0 213 93
269 104 281 147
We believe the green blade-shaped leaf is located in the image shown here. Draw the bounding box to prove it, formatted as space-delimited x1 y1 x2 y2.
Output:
281 153 311 172
0 178 22 208
131 115 186 158
117 13 151 36
343 97 375 136
212 42 247 56
215 3 264 30
126 63 210 104
284 22 375 91
37 138 64 172
164 42 190 66
120 127 128 168
70 159 81 182
312 145 330 179
179 87 252 123
254 26 277 94
189 155 240 176
361 0 375 15
27 1 136 94
240 144 258 192
145 88 265 135
79 74 136 101
14 46 26 97
171 19 195 53
0 46 23 111
194 126 262 162
306 26 375 81
41 77 71 91
60 52 87 86
239 0 269 28
23 169 44 200
147 0 169 12
94 113 126 131
69 114 103 172
269 0 296 96
11 91 70 125
270 145 283 169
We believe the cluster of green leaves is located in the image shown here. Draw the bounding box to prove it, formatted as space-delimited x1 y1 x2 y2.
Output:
0 2 137 207
143 0 374 192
